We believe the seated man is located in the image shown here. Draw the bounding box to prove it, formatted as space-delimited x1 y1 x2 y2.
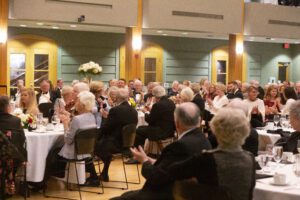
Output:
111 102 211 200
275 100 300 154
95 88 138 181
36 79 57 104
135 86 176 148
0 95 26 163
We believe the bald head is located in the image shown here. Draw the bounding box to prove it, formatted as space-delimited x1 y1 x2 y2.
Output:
227 98 249 117
175 102 200 129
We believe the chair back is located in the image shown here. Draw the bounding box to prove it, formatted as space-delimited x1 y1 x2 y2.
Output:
74 128 98 155
38 103 54 119
122 124 136 148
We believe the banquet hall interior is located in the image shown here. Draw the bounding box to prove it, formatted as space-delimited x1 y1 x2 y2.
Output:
0 0 300 200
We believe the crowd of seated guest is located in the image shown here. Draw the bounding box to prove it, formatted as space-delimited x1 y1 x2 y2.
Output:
4 75 300 198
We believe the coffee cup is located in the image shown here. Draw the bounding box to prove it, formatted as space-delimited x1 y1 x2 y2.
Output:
273 172 287 185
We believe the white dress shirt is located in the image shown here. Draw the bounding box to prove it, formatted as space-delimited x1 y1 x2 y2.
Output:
243 98 266 121
39 92 51 104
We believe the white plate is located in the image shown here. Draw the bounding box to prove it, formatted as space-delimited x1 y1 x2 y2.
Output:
269 180 290 186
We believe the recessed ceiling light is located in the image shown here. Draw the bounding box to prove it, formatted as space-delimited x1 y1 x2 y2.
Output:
70 24 77 28
157 30 163 33
52 26 59 29
162 33 168 36
182 32 188 35
20 24 27 27
295 41 300 44
36 22 44 26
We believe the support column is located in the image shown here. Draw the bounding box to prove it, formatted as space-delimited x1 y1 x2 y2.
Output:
228 34 245 82
0 0 8 95
124 0 142 81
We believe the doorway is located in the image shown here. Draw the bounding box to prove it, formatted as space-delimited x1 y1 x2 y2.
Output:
278 62 290 83
212 46 229 84
7 35 58 95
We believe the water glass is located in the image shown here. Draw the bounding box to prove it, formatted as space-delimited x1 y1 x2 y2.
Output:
273 114 280 129
273 146 283 164
258 154 272 172
293 154 300 187
265 144 273 156
297 140 300 154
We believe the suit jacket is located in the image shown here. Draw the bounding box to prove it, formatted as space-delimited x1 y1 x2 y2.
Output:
192 94 205 117
140 128 212 199
0 112 27 161
54 87 62 99
227 89 244 100
276 131 300 154
101 101 138 148
36 90 57 104
242 128 258 156
145 96 176 138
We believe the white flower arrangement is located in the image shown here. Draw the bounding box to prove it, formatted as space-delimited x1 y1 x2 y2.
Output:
78 61 102 75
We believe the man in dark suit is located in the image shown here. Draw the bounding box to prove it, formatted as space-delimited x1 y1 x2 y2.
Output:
190 83 205 117
53 79 63 99
226 81 244 100
95 88 138 181
111 102 211 200
0 96 26 165
134 86 176 148
275 100 300 154
36 79 57 104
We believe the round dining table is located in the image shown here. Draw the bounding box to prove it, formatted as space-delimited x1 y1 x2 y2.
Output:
254 163 300 200
25 125 86 184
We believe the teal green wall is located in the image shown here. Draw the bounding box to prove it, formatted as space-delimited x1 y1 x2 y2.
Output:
8 27 124 85
7 27 300 85
292 45 300 82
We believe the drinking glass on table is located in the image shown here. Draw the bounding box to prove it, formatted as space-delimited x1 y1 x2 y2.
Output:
273 114 280 130
51 115 60 128
297 140 300 153
273 146 283 167
293 154 300 188
258 154 272 172
265 144 273 156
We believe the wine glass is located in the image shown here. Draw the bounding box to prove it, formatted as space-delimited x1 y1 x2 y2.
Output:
273 146 283 167
51 115 59 128
293 154 300 188
265 144 273 156
258 154 271 172
297 140 300 153
273 114 280 130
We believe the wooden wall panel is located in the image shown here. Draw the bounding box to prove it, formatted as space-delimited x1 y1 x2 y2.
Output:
0 0 8 95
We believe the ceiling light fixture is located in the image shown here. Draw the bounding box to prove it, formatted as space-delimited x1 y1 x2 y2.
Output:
52 26 59 29
162 33 168 36
36 22 44 26
70 24 77 28
182 32 188 35
20 24 27 27
157 30 163 33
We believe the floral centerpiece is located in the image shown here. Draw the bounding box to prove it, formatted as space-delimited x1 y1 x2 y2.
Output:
78 61 102 83
20 114 35 129
128 97 137 108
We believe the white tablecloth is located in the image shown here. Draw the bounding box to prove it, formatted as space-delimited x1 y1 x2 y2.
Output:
137 111 148 127
254 164 300 200
25 127 86 184
257 129 281 151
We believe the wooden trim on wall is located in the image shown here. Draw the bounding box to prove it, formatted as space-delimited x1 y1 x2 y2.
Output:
0 0 8 95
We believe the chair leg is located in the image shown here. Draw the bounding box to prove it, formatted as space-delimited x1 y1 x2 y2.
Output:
122 155 129 190
136 163 141 184
97 161 104 194
74 162 82 200
66 162 71 191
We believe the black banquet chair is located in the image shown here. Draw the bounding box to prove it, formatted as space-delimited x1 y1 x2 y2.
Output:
38 103 54 119
44 128 104 200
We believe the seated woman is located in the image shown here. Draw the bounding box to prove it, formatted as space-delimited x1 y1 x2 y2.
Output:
58 91 99 185
264 85 281 121
281 87 298 116
54 86 75 113
168 108 255 200
205 82 229 115
275 100 300 154
243 86 265 128
19 88 39 116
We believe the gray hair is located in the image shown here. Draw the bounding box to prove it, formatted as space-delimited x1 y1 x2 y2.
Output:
116 88 129 103
77 91 95 112
180 87 194 102
73 82 89 93
210 108 250 149
152 86 166 98
175 102 200 127
227 98 249 117
289 100 300 121
61 86 73 97
190 83 200 93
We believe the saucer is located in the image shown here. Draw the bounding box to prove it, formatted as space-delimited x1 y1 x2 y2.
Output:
269 180 289 186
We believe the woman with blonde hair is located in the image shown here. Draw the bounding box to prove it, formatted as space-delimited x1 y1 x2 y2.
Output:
264 84 281 121
19 88 39 116
206 83 229 115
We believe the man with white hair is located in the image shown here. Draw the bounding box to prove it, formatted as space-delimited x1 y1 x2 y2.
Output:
95 88 138 181
133 79 144 103
72 82 89 101
167 80 179 97
111 102 211 200
134 85 176 149
250 80 264 100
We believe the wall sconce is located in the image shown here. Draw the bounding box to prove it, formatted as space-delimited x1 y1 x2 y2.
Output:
132 35 142 51
0 29 7 44
236 42 244 55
